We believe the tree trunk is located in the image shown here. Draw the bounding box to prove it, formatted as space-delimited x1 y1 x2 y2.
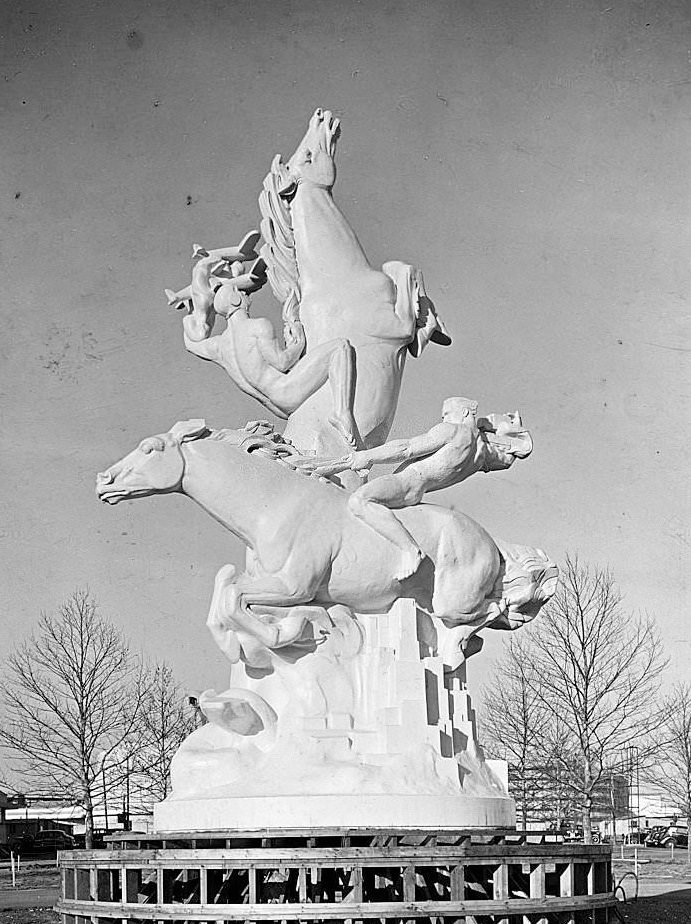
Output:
583 799 593 844
82 783 94 850
522 773 528 830
582 759 593 844
687 811 690 864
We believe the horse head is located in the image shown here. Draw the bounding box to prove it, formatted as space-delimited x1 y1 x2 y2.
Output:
96 419 209 504
274 108 341 200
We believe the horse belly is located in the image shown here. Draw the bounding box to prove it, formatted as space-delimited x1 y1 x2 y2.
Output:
284 334 406 453
298 271 397 345
322 522 401 613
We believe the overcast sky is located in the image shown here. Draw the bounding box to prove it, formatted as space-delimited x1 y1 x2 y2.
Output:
1 0 689 738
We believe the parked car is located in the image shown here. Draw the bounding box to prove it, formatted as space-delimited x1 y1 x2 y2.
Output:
7 833 35 855
563 826 601 844
9 829 77 856
644 826 666 847
659 825 688 849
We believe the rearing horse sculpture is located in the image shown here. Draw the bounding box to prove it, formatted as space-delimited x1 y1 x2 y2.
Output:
259 108 450 454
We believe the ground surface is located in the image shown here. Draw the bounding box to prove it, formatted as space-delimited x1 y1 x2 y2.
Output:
0 847 688 922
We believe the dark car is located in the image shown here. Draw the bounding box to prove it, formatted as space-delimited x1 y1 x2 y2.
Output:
659 825 689 848
7 834 35 855
12 830 77 856
644 825 666 847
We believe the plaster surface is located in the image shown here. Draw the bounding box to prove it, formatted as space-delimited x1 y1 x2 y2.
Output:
95 109 560 831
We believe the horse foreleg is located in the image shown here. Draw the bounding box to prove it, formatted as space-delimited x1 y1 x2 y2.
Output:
207 564 319 662
207 564 242 662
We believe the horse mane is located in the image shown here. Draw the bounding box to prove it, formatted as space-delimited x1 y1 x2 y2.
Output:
208 422 344 488
258 160 300 324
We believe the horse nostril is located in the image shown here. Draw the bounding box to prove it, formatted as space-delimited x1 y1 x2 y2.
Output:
97 471 113 484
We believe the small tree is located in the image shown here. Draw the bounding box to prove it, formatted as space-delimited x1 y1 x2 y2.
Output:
656 683 691 861
0 590 144 847
130 663 197 806
525 555 666 842
481 637 551 828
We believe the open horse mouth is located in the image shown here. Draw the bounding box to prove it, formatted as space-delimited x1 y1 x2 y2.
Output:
272 156 298 201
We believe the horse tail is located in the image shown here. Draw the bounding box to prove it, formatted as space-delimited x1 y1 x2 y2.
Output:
258 158 300 310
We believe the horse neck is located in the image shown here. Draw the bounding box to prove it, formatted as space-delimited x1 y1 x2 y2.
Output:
180 441 279 546
291 184 371 283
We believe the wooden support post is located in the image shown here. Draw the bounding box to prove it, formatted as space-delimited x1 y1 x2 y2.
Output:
248 867 257 904
199 867 207 905
403 864 416 901
89 866 97 902
530 863 546 900
493 862 510 924
450 863 464 900
351 865 363 903
298 867 307 902
560 861 576 924
311 866 321 902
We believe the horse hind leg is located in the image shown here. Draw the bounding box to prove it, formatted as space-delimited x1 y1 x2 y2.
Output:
434 603 504 672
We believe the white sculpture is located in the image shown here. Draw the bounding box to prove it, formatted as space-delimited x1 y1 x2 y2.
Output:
96 419 556 669
295 397 533 580
259 108 451 454
98 108 558 830
177 255 357 446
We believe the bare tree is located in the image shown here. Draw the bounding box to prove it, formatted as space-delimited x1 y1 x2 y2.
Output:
0 590 144 847
129 663 197 806
655 683 691 861
523 554 666 842
481 636 552 828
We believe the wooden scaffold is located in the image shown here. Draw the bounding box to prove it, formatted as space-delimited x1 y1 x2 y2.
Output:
57 827 615 924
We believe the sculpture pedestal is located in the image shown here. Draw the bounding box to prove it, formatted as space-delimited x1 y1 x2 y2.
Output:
155 599 515 834
154 792 515 832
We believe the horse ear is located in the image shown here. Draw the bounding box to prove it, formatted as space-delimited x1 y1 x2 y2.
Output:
169 419 208 443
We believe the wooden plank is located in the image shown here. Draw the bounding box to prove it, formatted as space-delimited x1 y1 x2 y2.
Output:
493 862 509 924
59 843 612 868
56 891 617 920
403 865 416 902
450 864 464 901
530 863 546 901
350 866 363 903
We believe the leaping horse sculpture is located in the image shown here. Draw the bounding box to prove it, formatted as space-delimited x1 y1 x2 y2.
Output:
259 108 451 454
96 420 558 671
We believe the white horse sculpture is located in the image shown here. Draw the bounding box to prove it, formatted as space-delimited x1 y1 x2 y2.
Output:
259 108 451 454
96 420 558 670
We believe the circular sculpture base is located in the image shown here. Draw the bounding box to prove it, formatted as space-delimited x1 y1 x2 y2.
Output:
153 792 516 832
57 828 615 923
